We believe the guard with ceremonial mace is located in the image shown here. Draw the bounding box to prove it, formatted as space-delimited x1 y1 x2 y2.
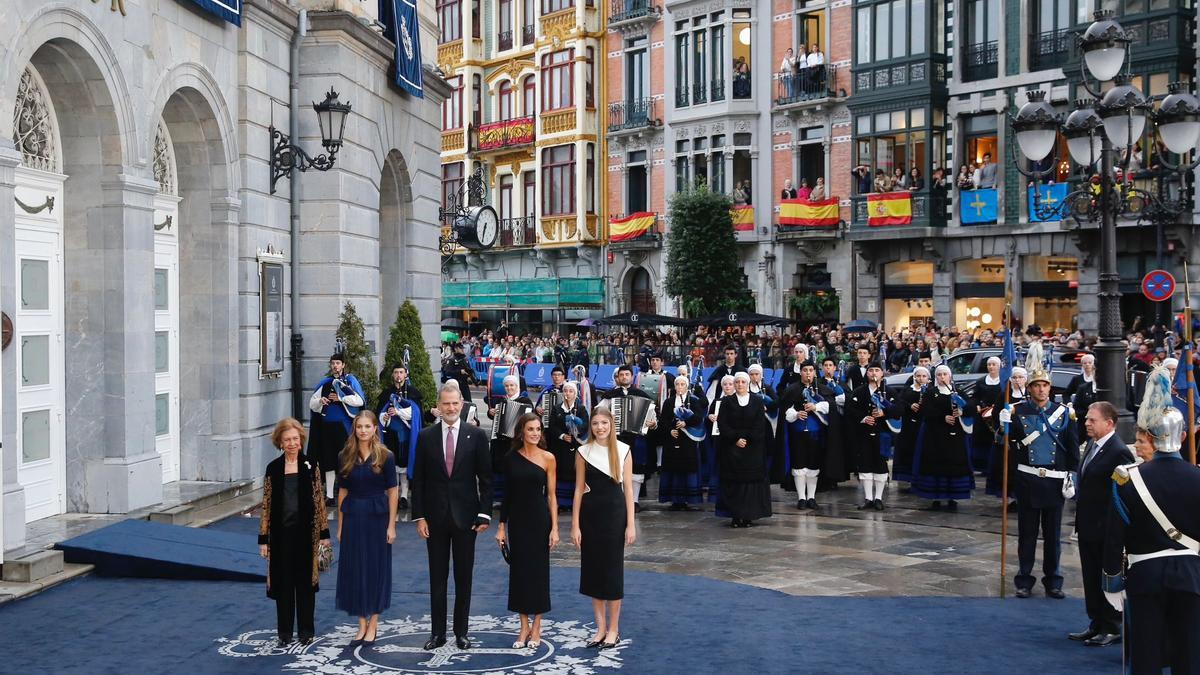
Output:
1103 367 1200 674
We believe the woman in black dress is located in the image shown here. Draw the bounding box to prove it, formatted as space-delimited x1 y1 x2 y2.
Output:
911 365 975 510
716 372 773 528
495 413 559 650
259 417 330 646
659 375 707 509
571 407 635 650
891 366 929 483
547 381 588 510
335 411 398 647
987 367 1027 497
702 376 736 503
971 357 1004 474
490 375 534 504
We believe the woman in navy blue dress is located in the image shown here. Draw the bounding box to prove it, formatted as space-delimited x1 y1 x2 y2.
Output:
335 411 398 647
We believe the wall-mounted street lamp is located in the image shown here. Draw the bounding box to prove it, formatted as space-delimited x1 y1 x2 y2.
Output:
269 87 352 194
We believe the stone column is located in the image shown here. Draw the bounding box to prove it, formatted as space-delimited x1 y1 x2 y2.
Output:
934 264 955 328
0 145 23 552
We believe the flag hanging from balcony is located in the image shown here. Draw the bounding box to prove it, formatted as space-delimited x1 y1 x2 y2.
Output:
960 188 999 225
779 197 839 227
1027 183 1069 223
866 192 912 227
380 0 424 98
730 205 755 231
609 212 656 242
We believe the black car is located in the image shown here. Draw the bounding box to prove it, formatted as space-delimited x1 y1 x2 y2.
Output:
883 347 1086 401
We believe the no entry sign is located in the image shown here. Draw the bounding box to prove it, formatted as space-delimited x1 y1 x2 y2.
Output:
1142 270 1176 302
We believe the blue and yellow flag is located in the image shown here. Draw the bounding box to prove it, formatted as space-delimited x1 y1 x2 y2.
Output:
1028 183 1069 223
960 188 999 225
381 0 425 98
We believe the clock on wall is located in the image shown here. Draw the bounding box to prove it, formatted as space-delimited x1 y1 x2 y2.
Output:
455 204 499 249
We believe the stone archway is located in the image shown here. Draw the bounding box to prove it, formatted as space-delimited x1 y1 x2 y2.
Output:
379 149 414 333
627 266 656 315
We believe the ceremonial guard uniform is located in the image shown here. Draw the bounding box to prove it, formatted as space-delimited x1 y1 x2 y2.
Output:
1002 368 1079 597
778 363 833 510
1104 368 1200 673
376 369 424 509
845 363 895 510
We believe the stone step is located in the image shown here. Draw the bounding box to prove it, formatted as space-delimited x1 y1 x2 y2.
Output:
148 504 194 526
2 549 64 583
185 479 256 511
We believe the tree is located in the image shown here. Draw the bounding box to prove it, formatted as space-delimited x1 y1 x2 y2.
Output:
664 185 755 316
333 301 380 406
381 300 437 410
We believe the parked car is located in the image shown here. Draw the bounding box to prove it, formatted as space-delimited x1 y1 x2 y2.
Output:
883 347 1086 401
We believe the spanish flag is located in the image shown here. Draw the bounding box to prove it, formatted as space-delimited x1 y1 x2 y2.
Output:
730 205 755 231
779 197 839 227
609 212 656 241
866 192 913 226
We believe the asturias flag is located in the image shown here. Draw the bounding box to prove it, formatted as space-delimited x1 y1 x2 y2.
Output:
960 188 999 225
866 192 912 226
779 197 839 227
730 205 755 231
609 212 656 241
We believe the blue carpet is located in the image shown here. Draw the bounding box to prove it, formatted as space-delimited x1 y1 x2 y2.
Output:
55 519 265 582
0 516 1120 674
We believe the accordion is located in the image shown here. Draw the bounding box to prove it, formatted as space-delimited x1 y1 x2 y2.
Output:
637 372 666 402
612 396 654 436
541 389 563 427
491 400 532 440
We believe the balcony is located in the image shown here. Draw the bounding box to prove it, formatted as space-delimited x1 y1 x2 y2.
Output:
1030 29 1072 72
437 40 463 70
441 129 465 154
845 191 948 240
675 84 689 108
469 116 535 153
962 41 999 82
541 109 576 135
607 212 661 250
692 81 707 104
607 98 661 134
609 0 661 30
776 196 841 242
499 215 537 247
711 78 725 102
498 30 513 51
521 24 534 46
774 64 840 110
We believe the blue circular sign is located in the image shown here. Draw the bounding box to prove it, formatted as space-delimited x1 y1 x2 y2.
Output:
1142 270 1176 302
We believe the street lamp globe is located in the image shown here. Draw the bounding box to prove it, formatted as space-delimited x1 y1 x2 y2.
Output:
1012 91 1060 162
1063 102 1104 166
1097 76 1148 150
1156 82 1200 155
1080 10 1130 83
313 87 352 151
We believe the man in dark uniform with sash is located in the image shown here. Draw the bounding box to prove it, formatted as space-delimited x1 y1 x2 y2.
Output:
999 367 1079 598
308 352 366 505
599 364 658 512
707 345 746 402
846 362 894 510
377 363 424 510
778 361 832 510
1103 367 1200 673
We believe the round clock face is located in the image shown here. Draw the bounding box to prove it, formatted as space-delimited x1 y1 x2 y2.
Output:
475 206 499 248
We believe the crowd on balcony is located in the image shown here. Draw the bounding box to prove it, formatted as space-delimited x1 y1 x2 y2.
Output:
852 163 950 196
780 177 827 202
777 45 827 101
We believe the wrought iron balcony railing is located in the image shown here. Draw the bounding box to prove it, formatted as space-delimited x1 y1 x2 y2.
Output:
500 215 537 247
1030 29 1073 72
774 63 839 107
607 97 660 132
469 115 536 152
610 0 660 24
521 24 534 46
962 40 999 82
498 30 513 51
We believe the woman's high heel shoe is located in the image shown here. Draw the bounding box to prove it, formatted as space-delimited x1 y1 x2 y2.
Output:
363 628 377 647
585 634 605 648
600 633 620 649
528 638 541 649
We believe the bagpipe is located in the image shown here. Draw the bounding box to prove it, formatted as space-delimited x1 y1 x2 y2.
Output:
562 406 590 444
801 386 827 429
384 390 422 479
570 364 593 413
320 375 362 418
949 389 975 435
673 393 707 443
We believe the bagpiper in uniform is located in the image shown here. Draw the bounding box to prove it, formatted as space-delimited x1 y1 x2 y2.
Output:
1000 367 1079 598
1103 366 1200 674
778 361 833 510
845 362 896 511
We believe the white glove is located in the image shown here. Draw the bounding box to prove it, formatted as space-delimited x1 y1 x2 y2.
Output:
785 408 799 423
1104 590 1124 613
396 406 413 423
998 408 1012 425
834 393 846 406
814 401 830 415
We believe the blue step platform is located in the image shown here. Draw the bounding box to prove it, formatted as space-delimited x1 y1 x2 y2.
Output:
55 518 265 582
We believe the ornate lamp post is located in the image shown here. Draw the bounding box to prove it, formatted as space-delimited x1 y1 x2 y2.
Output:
269 87 352 194
1011 10 1200 436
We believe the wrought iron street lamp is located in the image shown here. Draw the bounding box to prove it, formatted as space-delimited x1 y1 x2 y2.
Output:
1011 9 1199 436
269 87 352 194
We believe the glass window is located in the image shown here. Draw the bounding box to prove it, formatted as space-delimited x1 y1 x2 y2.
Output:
626 39 648 102
20 258 49 310
156 393 170 437
910 0 927 54
498 0 512 43
693 27 708 101
711 24 726 99
437 0 462 43
857 7 872 65
472 74 482 127
542 144 576 215
21 409 51 463
498 80 513 120
856 115 872 135
891 0 907 60
585 47 595 108
586 143 595 214
675 32 690 105
441 162 464 215
522 76 536 116
874 2 890 62
541 49 575 111
891 110 907 130
155 331 170 373
956 258 1006 283
883 261 934 285
442 76 463 130
543 0 572 13
154 268 169 310
20 334 49 387
910 107 926 127
523 171 536 218
874 112 890 132
676 155 690 192
732 12 752 99
471 0 480 38
711 149 725 192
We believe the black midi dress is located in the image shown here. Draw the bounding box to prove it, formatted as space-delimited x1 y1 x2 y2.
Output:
716 394 773 521
501 452 552 615
577 442 630 600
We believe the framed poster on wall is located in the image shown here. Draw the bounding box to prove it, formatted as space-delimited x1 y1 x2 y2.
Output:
258 247 287 378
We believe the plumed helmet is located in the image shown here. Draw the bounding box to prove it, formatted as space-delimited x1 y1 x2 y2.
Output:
1025 340 1044 373
1028 369 1052 386
1137 366 1185 454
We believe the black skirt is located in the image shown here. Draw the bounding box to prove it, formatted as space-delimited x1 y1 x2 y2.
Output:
578 462 626 600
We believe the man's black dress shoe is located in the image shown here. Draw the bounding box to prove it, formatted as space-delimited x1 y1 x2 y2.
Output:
1046 588 1066 599
299 635 315 646
806 498 818 509
277 637 292 647
456 636 472 650
1015 588 1031 598
1068 628 1099 642
1084 633 1121 647
424 636 447 650
798 500 808 510
874 499 885 511
858 502 872 510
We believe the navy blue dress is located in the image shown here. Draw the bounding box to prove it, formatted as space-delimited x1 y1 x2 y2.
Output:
335 451 397 616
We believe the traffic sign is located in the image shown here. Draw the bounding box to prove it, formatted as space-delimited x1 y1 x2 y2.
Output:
1142 269 1176 302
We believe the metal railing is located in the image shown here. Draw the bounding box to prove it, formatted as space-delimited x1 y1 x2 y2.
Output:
500 215 536 247
732 71 751 99
607 98 659 132
710 78 725 102
1030 29 1072 72
675 84 689 107
850 191 947 227
774 63 838 106
962 40 999 82
692 81 707 104
610 0 658 23
498 29 513 51
470 115 536 152
521 24 534 46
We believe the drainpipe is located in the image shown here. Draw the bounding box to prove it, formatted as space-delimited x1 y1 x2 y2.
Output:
289 9 308 420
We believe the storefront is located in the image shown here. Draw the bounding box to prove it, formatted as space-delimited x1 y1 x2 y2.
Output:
954 258 1005 330
881 261 934 332
1021 255 1078 331
443 278 605 336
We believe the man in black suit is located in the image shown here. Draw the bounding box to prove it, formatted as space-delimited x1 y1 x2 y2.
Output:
844 346 873 391
1070 401 1133 647
412 382 493 651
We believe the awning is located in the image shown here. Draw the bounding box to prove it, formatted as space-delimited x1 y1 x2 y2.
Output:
181 0 241 26
443 277 604 309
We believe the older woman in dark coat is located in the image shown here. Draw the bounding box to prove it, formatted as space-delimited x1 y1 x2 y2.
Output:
259 417 331 646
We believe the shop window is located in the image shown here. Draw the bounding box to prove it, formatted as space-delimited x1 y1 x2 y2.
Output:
732 10 752 99
883 261 934 285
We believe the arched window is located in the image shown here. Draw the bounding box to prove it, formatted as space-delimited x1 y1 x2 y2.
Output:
498 80 513 121
522 76 536 117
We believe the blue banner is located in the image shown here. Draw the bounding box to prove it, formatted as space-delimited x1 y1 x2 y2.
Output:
1027 183 1069 222
381 0 425 98
959 188 998 225
182 0 240 26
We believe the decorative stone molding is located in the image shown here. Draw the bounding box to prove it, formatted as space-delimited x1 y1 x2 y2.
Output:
153 121 177 196
13 67 58 173
541 110 576 135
